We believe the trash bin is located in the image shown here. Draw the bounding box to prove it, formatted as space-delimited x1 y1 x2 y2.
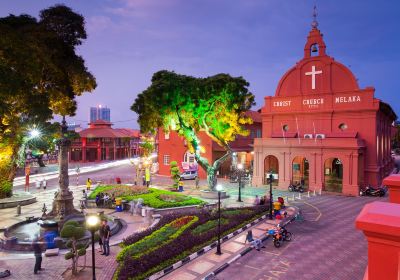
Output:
115 198 122 212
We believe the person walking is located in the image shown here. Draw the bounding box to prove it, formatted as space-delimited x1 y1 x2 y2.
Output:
195 176 200 189
33 237 44 274
86 178 92 191
101 220 111 256
98 222 104 254
145 168 150 187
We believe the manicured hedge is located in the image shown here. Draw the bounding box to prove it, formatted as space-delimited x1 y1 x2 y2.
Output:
116 216 198 262
89 185 205 209
115 206 268 280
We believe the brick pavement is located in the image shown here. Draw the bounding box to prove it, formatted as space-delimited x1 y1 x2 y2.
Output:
213 194 386 280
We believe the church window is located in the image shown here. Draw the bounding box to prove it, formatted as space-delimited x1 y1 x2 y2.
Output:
282 125 289 132
311 44 319 56
163 155 170 165
339 123 348 131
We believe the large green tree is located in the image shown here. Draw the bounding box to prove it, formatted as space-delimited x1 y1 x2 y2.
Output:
0 5 96 198
132 70 255 190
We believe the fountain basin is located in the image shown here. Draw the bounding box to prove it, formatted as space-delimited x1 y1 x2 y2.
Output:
0 214 123 251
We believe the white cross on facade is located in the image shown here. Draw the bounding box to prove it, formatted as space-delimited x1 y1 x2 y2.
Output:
305 65 323 90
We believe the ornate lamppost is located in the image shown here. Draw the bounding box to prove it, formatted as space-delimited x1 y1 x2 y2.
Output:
237 163 244 202
269 171 273 220
216 184 224 255
86 214 100 280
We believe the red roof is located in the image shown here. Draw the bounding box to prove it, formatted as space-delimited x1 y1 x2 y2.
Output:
79 127 140 138
244 110 262 123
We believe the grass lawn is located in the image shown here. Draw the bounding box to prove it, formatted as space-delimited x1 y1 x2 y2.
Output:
88 185 205 209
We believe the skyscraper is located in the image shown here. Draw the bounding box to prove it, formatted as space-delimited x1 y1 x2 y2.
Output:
90 105 111 123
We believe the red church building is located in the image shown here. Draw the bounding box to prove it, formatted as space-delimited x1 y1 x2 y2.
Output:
252 21 397 195
157 111 262 179
69 120 141 162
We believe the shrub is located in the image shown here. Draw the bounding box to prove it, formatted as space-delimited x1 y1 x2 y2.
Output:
192 219 228 235
60 221 89 275
89 185 204 208
170 161 180 189
117 215 198 262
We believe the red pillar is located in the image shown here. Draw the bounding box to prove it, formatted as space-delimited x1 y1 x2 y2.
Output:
356 202 400 280
82 138 87 162
113 139 117 160
383 174 400 203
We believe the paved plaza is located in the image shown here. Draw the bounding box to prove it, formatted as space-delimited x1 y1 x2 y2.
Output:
0 176 386 279
212 195 385 280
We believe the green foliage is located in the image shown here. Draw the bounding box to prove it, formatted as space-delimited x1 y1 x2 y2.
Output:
89 185 204 208
192 219 228 235
0 180 12 198
65 252 74 260
0 4 96 198
77 248 86 256
117 216 198 262
222 209 253 216
131 71 255 190
170 161 180 189
60 224 85 240
140 137 154 157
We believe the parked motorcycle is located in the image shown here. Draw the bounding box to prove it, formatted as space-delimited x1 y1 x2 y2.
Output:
288 183 304 193
270 226 292 248
359 185 386 197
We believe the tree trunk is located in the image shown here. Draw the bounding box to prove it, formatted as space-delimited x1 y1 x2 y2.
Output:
37 155 46 167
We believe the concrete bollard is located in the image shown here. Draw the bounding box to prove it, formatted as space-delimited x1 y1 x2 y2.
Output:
17 204 21 216
298 193 301 200
307 191 310 198
292 193 295 200
319 189 322 195
313 189 316 196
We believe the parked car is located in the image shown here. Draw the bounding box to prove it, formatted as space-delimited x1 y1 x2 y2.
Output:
180 170 198 180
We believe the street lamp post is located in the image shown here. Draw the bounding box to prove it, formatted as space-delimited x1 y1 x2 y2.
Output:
216 184 223 255
237 163 243 202
269 172 273 220
86 215 100 280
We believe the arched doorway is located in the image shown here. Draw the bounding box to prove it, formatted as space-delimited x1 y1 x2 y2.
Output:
324 158 343 192
292 156 309 189
264 155 279 186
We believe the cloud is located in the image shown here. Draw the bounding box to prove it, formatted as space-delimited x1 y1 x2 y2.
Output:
105 0 179 18
86 15 115 33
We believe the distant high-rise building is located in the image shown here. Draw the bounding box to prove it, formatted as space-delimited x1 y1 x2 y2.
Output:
90 105 111 123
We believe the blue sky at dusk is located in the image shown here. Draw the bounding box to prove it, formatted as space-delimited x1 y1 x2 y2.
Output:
1 0 399 129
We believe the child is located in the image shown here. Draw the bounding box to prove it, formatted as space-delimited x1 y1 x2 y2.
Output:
86 178 92 191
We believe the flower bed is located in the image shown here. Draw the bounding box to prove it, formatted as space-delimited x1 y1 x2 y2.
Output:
89 185 204 209
115 206 268 280
116 216 198 262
